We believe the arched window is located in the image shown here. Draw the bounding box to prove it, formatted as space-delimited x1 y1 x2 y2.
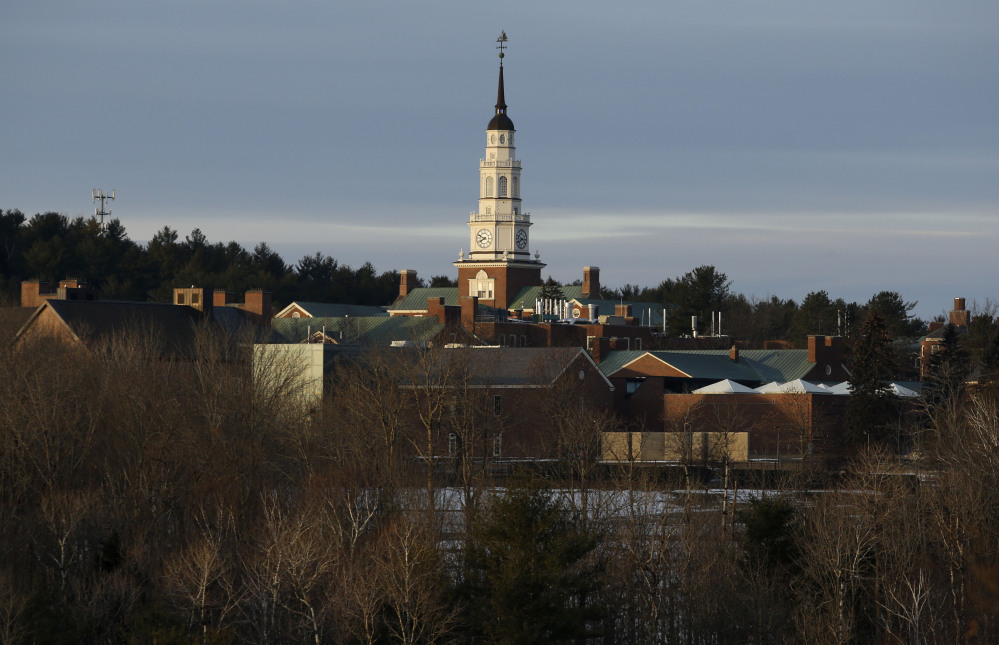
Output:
485 177 494 197
498 176 508 197
473 270 494 300
512 176 519 197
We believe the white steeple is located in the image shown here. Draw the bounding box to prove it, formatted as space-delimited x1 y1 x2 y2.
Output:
467 31 531 262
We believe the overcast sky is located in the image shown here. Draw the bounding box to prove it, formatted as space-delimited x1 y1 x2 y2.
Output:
2 1 997 320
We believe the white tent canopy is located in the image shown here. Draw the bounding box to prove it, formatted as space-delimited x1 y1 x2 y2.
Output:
889 382 920 398
809 381 919 397
824 381 853 395
780 379 830 394
692 379 760 394
756 380 830 394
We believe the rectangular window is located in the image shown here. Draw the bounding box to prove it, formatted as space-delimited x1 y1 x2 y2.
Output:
493 394 502 416
448 433 457 457
177 293 185 304
492 433 502 458
192 292 200 305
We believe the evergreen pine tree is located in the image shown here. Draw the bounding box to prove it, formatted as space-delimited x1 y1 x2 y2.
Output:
462 477 605 644
846 311 899 448
922 323 971 438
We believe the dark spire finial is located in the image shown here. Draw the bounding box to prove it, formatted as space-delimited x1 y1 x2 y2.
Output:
496 30 508 66
488 31 514 130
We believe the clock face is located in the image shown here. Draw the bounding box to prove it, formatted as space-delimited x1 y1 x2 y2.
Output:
476 229 493 248
515 229 528 250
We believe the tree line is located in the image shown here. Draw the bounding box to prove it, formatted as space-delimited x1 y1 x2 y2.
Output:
4 210 937 344
11 207 999 385
0 209 455 308
1 325 997 643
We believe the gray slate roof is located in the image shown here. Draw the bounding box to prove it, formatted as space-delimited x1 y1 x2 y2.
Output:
0 307 34 342
17 300 281 356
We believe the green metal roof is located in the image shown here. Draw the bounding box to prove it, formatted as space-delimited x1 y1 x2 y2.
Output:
388 287 459 311
599 348 816 384
670 349 815 383
596 350 648 376
646 351 762 381
272 315 443 346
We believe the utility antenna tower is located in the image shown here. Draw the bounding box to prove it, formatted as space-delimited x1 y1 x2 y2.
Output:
92 188 115 234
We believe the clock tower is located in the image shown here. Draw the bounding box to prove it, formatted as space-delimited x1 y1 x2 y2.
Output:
455 31 544 310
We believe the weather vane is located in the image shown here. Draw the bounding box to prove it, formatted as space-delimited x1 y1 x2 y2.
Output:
496 31 508 64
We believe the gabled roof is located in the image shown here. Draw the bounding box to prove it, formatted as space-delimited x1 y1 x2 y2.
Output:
600 348 819 385
399 347 614 389
25 300 284 347
646 351 761 382
508 285 585 311
671 349 816 383
388 287 459 312
272 315 443 347
595 350 648 377
0 307 34 342
275 301 389 318
17 300 209 357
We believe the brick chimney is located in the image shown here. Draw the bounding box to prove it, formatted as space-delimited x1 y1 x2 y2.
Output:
213 290 236 307
729 345 739 362
614 303 633 318
590 336 611 364
427 297 446 322
583 266 600 299
949 297 969 328
243 290 272 325
399 269 418 299
21 280 48 307
460 296 478 331
807 335 825 363
808 335 844 370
